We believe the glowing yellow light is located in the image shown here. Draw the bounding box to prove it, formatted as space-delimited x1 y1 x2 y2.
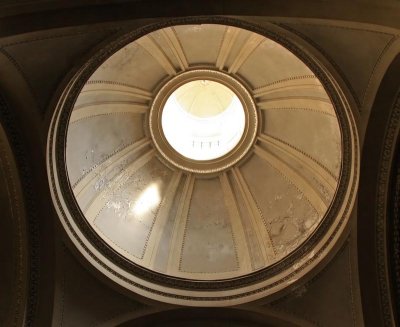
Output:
162 80 245 160
131 184 160 216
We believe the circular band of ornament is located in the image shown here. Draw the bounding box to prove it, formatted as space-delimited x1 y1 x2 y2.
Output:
47 17 359 307
149 69 258 174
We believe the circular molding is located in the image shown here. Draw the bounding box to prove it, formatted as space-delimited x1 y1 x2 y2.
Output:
149 69 258 174
47 17 359 306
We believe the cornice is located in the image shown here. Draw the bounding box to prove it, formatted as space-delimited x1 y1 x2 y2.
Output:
2 1 400 37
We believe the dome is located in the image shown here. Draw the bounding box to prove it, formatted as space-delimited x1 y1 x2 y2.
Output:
48 20 358 306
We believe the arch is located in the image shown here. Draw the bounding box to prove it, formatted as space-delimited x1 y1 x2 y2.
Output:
0 109 28 326
110 307 308 327
358 52 400 326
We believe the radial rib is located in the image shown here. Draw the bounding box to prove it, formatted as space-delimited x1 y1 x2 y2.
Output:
137 35 176 76
216 26 240 70
254 145 327 216
142 171 183 268
69 101 148 123
257 97 335 116
166 174 195 274
160 27 188 71
258 133 337 188
219 172 252 272
73 138 151 198
231 167 276 262
84 149 155 221
81 81 152 100
228 33 264 74
253 76 323 98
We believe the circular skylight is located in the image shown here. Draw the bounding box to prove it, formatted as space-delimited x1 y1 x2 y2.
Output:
161 80 246 161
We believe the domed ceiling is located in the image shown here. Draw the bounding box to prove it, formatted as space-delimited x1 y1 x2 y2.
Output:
48 21 358 305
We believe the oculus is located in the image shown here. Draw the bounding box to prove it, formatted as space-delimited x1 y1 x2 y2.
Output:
149 69 258 174
161 79 246 161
